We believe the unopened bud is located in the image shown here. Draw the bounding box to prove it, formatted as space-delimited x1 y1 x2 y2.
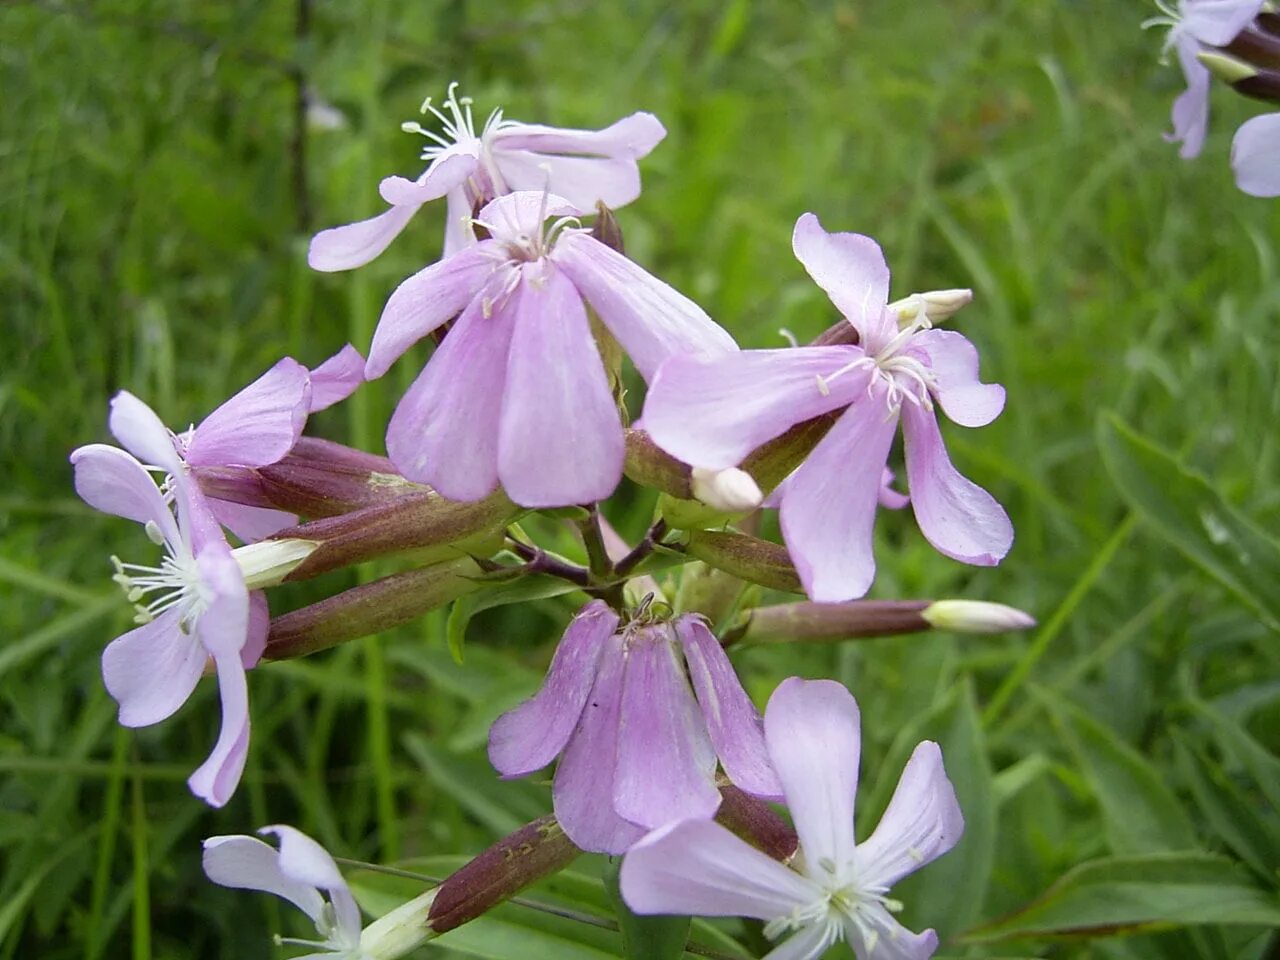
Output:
359 889 439 959
273 489 519 581
727 600 934 646
889 288 974 326
427 815 579 934
264 557 482 659
715 786 798 862
232 538 320 590
740 413 839 494
921 599 1036 634
1198 50 1259 85
690 467 763 513
624 428 693 499
685 530 802 594
1225 24 1280 71
674 560 747 624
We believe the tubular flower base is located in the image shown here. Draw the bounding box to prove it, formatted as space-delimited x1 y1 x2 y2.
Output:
488 600 783 854
621 678 964 960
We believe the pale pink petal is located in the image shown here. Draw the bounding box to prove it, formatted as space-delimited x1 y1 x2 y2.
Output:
202 835 325 921
779 398 899 602
620 818 815 920
1182 0 1263 45
907 329 1005 428
552 634 647 855
102 608 205 728
1168 37 1211 159
763 678 861 882
791 213 893 347
194 539 249 660
262 824 362 946
762 925 836 960
70 444 179 543
498 264 624 507
307 344 365 412
614 627 721 830
552 232 738 380
489 600 618 777
1232 112 1280 197
493 112 666 158
477 191 579 240
846 909 938 960
241 591 270 670
853 741 964 889
677 616 783 799
495 150 643 213
879 467 909 510
108 391 183 472
308 203 420 273
901 402 1012 566
365 243 501 379
384 293 513 500
643 347 865 471
185 359 310 468
186 648 250 808
207 498 298 543
442 186 478 258
377 148 479 205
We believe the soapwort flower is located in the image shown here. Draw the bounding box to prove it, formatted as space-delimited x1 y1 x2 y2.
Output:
644 213 1012 602
168 345 364 541
488 600 782 855
1232 111 1280 195
1147 0 1263 157
71 399 265 806
308 82 666 266
365 190 737 508
621 678 963 960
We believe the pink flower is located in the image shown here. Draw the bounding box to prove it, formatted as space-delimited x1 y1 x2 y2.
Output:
1232 112 1280 195
643 213 1012 602
488 600 782 855
308 83 666 267
621 678 963 960
1153 0 1264 157
364 190 737 508
134 346 363 542
203 825 363 956
71 396 266 806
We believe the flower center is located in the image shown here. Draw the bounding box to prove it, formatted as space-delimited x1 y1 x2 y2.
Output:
815 300 937 414
110 532 208 631
762 863 904 954
274 900 362 957
400 82 520 197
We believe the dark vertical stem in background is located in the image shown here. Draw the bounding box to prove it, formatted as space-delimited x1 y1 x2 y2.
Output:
291 0 313 232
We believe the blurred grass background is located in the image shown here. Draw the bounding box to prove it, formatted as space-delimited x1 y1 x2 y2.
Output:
2 0 1278 958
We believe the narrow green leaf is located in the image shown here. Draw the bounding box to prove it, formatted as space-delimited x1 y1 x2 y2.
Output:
1040 688 1196 854
963 852 1280 942
1097 414 1280 630
1172 734 1280 883
1189 697 1280 812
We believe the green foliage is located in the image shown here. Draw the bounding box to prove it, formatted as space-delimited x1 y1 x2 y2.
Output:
2 1 1279 958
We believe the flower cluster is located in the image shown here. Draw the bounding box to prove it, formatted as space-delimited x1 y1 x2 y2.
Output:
1153 0 1280 196
70 83 1037 959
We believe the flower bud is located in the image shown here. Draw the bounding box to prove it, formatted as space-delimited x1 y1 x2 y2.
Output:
232 538 319 590
359 889 439 959
920 599 1036 634
690 467 763 513
888 288 974 326
624 428 692 499
1225 24 1280 71
1198 49 1260 84
264 557 482 659
427 815 580 934
727 600 933 646
715 786 798 862
684 530 802 594
273 489 519 581
674 560 747 625
591 201 626 254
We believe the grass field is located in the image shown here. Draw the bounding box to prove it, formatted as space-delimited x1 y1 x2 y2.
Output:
2 1 1278 958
